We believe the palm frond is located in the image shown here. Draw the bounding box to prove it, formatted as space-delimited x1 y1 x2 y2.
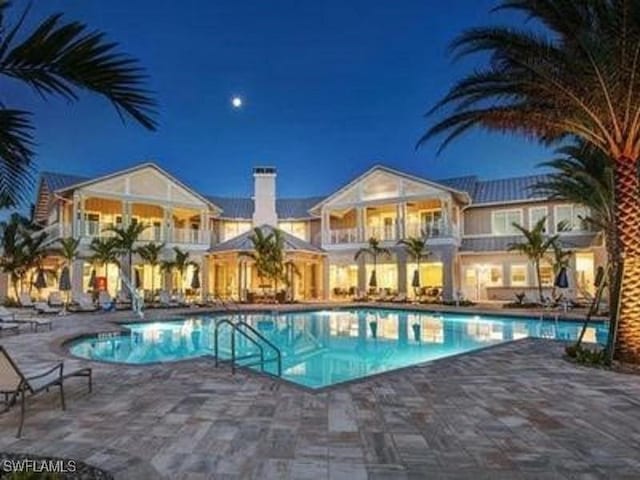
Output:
0 8 157 130
0 109 34 206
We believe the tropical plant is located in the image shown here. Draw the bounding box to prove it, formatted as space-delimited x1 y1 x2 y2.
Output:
136 242 165 298
0 213 33 297
354 237 391 291
104 222 149 284
172 247 196 294
397 236 429 297
0 1 156 207
54 237 80 307
420 0 640 362
507 217 558 303
88 237 120 278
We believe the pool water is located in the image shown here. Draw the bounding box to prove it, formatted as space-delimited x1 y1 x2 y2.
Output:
69 309 608 389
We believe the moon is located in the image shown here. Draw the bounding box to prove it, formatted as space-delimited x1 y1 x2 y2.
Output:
231 96 243 108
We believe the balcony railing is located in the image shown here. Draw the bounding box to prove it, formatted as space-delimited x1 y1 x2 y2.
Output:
326 220 457 245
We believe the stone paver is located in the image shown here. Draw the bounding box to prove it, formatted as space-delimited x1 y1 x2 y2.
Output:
0 307 637 479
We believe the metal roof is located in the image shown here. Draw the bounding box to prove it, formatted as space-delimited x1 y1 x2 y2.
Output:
469 175 551 205
204 196 325 220
41 172 90 192
209 225 325 254
460 233 601 252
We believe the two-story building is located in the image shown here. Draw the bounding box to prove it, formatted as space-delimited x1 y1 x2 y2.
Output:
14 161 604 303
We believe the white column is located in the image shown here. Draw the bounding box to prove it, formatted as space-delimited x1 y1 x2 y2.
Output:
200 256 210 301
71 259 84 298
322 209 330 245
357 207 365 242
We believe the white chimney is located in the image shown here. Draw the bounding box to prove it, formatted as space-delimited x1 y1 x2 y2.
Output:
252 166 277 227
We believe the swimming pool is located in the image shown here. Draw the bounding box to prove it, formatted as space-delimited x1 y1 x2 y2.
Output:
69 308 607 389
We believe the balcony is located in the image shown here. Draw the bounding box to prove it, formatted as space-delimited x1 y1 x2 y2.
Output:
326 219 457 246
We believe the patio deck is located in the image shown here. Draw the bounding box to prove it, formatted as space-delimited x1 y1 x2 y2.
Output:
0 307 637 479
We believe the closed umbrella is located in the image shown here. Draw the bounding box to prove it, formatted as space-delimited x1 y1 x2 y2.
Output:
134 269 142 289
369 270 377 288
412 269 420 288
34 269 47 289
554 267 569 289
88 269 97 290
191 267 201 290
59 266 71 291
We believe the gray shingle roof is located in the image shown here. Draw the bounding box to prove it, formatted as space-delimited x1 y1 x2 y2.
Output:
41 172 89 192
460 233 601 252
205 196 325 219
210 225 324 254
437 175 478 195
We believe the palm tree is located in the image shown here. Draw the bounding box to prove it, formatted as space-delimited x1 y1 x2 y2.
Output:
420 0 640 362
55 237 80 307
354 237 391 292
104 223 149 286
508 217 559 303
0 1 156 207
136 242 165 299
165 247 196 295
0 213 32 298
240 227 278 297
21 231 49 296
397 236 429 298
88 237 120 284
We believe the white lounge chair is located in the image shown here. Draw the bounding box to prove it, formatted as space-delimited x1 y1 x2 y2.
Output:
71 293 98 312
33 302 61 315
18 293 34 308
0 346 92 437
48 291 64 308
0 307 52 332
158 290 180 308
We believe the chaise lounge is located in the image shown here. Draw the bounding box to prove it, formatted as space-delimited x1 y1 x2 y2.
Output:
0 346 92 437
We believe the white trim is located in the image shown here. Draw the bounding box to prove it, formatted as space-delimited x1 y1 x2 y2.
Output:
490 208 523 236
465 197 548 208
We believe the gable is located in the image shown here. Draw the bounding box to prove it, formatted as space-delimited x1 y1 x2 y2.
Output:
322 168 458 208
76 165 209 208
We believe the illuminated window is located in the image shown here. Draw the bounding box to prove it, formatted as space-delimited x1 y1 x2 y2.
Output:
539 264 554 286
510 265 528 286
486 266 503 286
222 221 251 241
492 209 523 235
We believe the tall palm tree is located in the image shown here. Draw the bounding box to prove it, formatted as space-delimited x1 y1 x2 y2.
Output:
397 236 429 297
420 0 640 362
136 242 165 299
354 237 391 291
21 230 48 296
0 1 156 207
508 218 559 303
104 222 149 285
0 213 32 298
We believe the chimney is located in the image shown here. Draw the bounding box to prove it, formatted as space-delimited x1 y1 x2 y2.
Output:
252 166 277 227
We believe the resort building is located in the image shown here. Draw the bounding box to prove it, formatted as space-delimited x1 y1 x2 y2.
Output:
7 162 605 304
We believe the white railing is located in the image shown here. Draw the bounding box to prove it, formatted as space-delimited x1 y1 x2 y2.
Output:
168 228 211 245
365 224 397 242
328 228 359 244
77 222 210 245
406 220 452 238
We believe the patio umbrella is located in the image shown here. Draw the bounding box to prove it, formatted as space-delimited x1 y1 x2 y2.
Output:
411 269 420 288
191 267 201 290
554 267 569 289
134 269 142 289
34 269 47 289
59 266 71 291
369 270 377 288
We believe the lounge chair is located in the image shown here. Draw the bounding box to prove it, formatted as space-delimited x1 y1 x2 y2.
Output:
0 346 92 437
158 290 180 308
71 293 99 312
391 293 408 303
0 322 20 335
18 293 34 308
48 291 64 308
33 302 61 315
352 290 369 302
0 307 52 332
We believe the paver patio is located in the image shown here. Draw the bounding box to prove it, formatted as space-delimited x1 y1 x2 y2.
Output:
0 308 638 479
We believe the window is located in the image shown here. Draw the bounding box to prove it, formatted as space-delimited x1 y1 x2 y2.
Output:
278 222 308 241
555 204 590 232
491 209 523 235
483 265 503 287
529 206 548 232
510 264 528 287
539 264 554 286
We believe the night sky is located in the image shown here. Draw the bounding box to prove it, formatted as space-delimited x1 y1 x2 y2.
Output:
7 0 551 199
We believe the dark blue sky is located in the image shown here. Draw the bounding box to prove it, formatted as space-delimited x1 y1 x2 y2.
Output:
9 0 551 199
